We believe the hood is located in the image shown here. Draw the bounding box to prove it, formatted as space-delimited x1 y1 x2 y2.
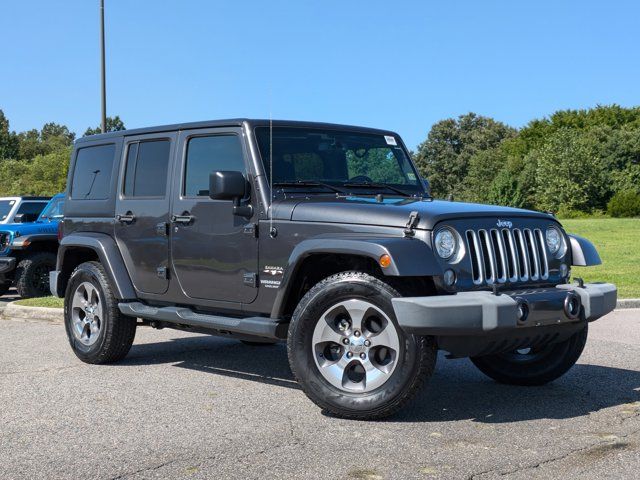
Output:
272 196 552 230
0 219 60 236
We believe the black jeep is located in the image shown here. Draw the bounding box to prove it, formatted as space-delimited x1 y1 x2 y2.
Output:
51 119 616 419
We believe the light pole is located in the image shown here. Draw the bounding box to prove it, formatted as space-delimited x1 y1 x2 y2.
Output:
100 0 106 133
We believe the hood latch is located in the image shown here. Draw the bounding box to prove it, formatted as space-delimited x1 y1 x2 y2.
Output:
404 211 420 237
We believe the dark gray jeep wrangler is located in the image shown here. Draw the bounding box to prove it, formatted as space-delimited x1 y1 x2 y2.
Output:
51 119 616 419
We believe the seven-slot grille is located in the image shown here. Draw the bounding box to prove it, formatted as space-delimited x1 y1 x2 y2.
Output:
466 228 549 285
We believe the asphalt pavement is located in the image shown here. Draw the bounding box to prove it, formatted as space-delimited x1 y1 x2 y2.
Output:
1 309 639 480
0 289 20 312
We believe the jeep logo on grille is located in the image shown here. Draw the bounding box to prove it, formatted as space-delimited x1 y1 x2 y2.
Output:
497 219 513 228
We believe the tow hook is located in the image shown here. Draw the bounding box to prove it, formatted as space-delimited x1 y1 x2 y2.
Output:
564 292 581 319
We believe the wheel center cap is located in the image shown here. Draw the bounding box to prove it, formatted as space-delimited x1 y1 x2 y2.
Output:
349 336 366 353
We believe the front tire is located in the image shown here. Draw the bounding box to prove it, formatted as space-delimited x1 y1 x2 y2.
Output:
287 272 436 420
15 251 57 298
470 324 588 386
64 261 136 364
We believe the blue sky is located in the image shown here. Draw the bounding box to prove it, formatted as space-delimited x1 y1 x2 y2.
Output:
1 0 639 149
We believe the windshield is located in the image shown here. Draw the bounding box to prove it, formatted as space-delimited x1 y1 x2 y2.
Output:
0 200 16 221
39 196 65 220
254 127 424 195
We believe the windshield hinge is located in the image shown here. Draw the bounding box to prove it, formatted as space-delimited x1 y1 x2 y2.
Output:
404 211 420 237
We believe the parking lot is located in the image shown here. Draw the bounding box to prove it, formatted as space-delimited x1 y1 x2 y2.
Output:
1 309 639 480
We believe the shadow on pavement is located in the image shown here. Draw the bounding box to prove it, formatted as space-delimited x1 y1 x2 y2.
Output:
0 290 21 304
123 335 299 390
123 335 640 422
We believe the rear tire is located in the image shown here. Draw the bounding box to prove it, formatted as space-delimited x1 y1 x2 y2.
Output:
64 261 136 364
470 324 588 386
287 271 436 420
15 251 56 298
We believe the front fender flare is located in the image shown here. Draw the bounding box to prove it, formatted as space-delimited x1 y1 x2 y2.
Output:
56 232 136 299
568 234 602 266
271 236 441 318
10 233 58 250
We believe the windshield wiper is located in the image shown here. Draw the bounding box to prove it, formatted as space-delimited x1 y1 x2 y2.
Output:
343 181 413 197
273 181 346 194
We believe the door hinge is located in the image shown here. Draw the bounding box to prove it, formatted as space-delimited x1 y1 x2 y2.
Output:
156 222 169 237
243 223 258 237
243 272 258 288
156 267 168 279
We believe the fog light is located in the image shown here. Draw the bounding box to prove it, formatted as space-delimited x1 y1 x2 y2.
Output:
559 263 568 278
443 269 456 287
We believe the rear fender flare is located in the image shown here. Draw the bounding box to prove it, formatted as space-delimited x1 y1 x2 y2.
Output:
56 233 136 299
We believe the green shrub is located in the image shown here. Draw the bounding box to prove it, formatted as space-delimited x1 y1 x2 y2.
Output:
607 190 640 217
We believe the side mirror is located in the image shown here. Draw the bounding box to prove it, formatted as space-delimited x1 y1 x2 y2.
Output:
209 171 253 217
13 214 25 223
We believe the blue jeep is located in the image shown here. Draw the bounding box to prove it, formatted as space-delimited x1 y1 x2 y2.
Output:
0 193 65 298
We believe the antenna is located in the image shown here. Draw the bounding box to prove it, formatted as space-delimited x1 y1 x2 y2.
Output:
85 169 101 198
269 89 275 238
100 0 107 133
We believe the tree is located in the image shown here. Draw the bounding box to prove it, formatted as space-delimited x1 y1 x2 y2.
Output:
463 148 508 204
413 113 516 199
534 129 609 214
17 123 75 160
41 122 75 144
0 148 70 196
0 109 19 159
84 116 126 136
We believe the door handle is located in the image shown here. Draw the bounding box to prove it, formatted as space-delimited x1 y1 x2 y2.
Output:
116 212 136 224
171 213 195 225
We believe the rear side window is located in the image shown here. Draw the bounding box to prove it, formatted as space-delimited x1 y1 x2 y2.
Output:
71 144 115 200
184 135 245 197
123 140 170 197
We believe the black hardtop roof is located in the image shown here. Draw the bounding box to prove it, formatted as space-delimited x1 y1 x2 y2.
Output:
75 119 400 144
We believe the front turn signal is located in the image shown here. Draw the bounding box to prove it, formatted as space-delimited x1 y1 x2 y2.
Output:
379 254 392 268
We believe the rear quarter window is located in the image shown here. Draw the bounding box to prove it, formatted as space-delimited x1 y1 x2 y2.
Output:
71 144 116 200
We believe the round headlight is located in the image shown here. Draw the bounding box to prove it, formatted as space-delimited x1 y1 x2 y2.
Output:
545 227 563 255
435 228 457 260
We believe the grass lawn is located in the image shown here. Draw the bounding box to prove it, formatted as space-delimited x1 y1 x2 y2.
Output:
561 218 640 298
15 296 64 308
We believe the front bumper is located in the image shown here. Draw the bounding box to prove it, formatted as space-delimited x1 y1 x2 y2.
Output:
0 257 16 275
392 283 617 336
50 270 60 297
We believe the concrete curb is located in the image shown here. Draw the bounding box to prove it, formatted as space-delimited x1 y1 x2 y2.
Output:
2 303 63 324
617 298 640 309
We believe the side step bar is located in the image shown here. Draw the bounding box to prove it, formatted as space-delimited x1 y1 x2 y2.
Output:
118 302 288 340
